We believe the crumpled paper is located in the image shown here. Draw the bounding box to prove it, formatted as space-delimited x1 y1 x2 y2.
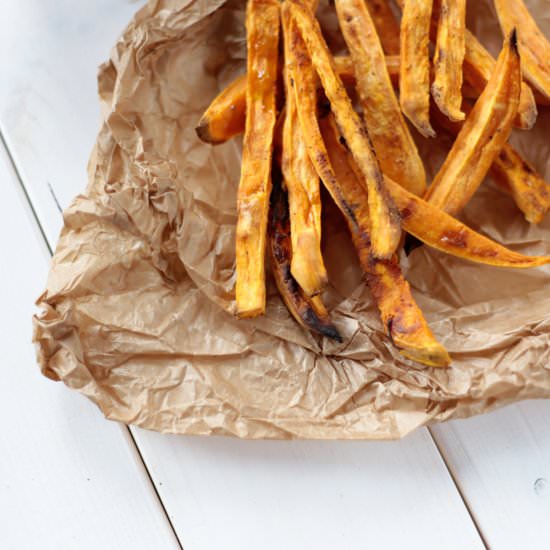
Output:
33 0 550 439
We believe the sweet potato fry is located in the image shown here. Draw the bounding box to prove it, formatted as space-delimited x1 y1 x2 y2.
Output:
336 0 426 196
268 177 341 341
319 114 450 366
431 0 466 122
399 0 436 138
235 0 280 318
281 6 327 297
196 55 391 145
386 176 550 268
494 0 550 102
395 0 537 129
426 32 521 216
431 102 550 225
196 75 247 144
491 147 550 225
288 0 401 258
365 0 400 55
462 29 537 131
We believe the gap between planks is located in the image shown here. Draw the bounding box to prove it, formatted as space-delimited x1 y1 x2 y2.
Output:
0 128 185 550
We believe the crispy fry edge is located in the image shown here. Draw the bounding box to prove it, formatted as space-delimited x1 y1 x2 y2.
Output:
336 0 427 196
281 5 328 297
426 31 522 215
431 0 466 122
399 0 436 138
235 0 280 318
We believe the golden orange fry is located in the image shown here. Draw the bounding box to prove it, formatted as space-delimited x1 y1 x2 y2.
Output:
386 177 550 268
235 0 280 318
288 0 401 259
399 0 436 137
431 102 550 225
336 0 426 196
462 28 537 131
426 32 521 216
365 0 400 55
195 76 247 145
320 114 450 367
281 5 327 297
491 147 550 225
268 178 341 341
431 0 466 122
494 0 550 102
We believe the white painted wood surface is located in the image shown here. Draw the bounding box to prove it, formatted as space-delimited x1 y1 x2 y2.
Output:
433 401 550 550
2 0 550 548
134 431 484 550
0 145 179 550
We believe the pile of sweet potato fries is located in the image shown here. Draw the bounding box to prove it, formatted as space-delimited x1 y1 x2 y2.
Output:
196 0 550 367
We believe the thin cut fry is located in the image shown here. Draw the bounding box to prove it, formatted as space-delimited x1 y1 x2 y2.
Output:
463 29 537 130
235 0 280 318
281 6 327 296
491 147 550 225
395 0 537 129
268 177 341 341
288 0 401 258
431 0 466 121
336 0 426 196
494 0 550 102
386 176 550 268
431 103 550 225
365 0 400 55
320 114 450 367
426 32 521 215
399 0 436 137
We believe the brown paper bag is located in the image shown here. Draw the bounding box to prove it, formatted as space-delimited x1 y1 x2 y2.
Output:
33 0 550 439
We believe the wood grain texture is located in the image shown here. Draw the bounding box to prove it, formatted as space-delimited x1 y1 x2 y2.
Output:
0 143 179 550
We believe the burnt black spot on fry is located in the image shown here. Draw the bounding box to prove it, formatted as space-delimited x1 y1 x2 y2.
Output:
195 120 217 144
509 28 519 54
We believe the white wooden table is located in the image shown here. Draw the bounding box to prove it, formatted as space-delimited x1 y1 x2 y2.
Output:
1 2 549 549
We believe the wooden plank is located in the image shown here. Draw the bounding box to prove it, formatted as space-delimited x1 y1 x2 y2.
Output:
432 401 550 550
0 143 180 550
0 0 144 245
134 430 484 550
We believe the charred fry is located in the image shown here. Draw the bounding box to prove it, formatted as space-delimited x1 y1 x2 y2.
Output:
319 114 450 366
268 177 341 341
399 0 436 137
282 5 327 297
426 32 521 215
288 0 401 258
365 0 400 55
494 0 550 102
235 0 280 317
336 0 426 196
431 0 466 122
